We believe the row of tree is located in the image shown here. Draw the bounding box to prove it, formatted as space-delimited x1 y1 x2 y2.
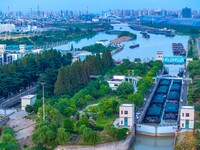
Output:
82 44 116 54
0 127 18 150
106 58 155 77
187 59 200 104
0 49 72 98
54 50 114 96
128 60 163 107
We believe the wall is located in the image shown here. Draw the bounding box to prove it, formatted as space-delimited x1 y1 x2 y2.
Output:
138 78 160 123
136 124 177 136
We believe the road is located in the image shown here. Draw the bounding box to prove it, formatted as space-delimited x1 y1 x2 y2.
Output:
181 70 189 106
0 86 37 108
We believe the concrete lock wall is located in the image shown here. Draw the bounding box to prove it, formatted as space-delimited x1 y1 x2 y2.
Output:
157 126 177 135
136 124 177 136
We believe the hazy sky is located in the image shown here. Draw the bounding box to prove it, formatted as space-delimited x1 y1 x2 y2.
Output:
0 0 199 12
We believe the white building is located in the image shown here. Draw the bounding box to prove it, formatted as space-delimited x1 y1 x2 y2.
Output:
180 106 194 129
156 51 163 61
96 40 110 47
119 104 135 129
0 44 6 54
21 95 37 111
0 24 15 33
107 75 126 90
72 51 92 63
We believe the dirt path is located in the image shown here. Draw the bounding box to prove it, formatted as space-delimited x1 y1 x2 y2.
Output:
6 111 35 148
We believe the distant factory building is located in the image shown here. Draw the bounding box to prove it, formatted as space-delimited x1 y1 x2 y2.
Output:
182 7 192 18
119 104 135 129
180 106 194 129
21 95 37 111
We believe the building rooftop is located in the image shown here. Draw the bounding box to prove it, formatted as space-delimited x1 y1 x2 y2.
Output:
121 104 134 107
21 95 36 99
181 106 194 109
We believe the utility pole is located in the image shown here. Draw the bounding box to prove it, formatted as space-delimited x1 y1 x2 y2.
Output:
41 82 45 121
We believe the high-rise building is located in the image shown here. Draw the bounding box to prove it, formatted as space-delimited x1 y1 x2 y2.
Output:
182 7 192 18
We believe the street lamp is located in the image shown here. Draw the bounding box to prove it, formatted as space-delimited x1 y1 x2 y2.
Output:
40 82 45 121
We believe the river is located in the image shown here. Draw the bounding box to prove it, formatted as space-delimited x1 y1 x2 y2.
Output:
54 23 189 150
55 23 189 62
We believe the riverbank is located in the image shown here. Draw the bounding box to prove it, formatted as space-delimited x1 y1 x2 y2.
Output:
111 45 124 55
110 36 132 44
56 132 135 150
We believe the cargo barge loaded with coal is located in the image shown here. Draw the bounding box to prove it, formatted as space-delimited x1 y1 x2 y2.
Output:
136 75 183 136
172 43 186 56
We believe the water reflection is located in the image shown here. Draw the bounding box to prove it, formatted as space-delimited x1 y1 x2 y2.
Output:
133 135 174 150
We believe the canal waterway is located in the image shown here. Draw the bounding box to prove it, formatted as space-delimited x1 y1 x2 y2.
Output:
133 135 174 150
55 23 189 62
54 23 189 150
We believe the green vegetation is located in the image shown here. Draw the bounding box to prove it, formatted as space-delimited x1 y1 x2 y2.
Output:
106 58 156 77
0 23 113 46
187 38 199 60
81 44 117 53
54 50 114 96
116 81 134 98
141 22 200 36
27 56 162 149
0 127 18 150
187 59 200 104
118 31 137 39
186 48 200 148
0 50 72 98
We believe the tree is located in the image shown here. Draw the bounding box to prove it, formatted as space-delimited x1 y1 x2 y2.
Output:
81 127 99 145
55 128 69 145
134 58 141 63
128 93 143 107
116 81 134 96
63 118 74 133
33 99 42 113
25 105 33 113
32 125 56 148
116 128 129 140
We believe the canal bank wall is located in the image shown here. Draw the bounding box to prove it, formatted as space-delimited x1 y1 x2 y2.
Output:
136 124 177 136
111 46 124 55
56 132 135 150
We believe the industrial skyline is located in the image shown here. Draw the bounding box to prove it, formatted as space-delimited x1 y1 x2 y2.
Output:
0 0 200 12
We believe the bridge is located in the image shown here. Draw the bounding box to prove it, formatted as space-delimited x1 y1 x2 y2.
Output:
33 40 68 50
0 86 37 109
163 56 186 65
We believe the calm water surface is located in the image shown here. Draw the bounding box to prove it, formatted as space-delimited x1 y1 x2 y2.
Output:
55 23 189 62
133 135 174 150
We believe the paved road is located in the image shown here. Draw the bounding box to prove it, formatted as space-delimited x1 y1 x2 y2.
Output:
0 86 37 108
181 70 189 106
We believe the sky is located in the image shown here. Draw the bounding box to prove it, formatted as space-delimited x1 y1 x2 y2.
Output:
0 0 199 12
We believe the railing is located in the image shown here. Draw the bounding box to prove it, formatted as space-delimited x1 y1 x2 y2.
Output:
0 86 37 108
33 40 68 50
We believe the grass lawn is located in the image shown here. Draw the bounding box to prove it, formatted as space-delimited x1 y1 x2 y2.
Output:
96 115 117 127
